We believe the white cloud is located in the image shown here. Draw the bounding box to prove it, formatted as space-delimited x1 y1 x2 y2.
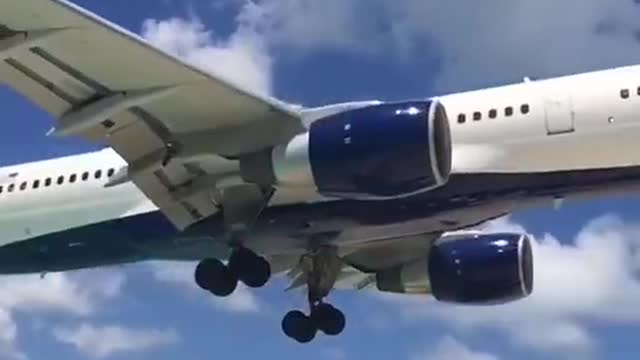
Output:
0 270 125 359
234 0 640 92
53 324 178 359
411 336 498 360
0 270 124 316
380 215 640 354
146 261 261 313
141 16 273 95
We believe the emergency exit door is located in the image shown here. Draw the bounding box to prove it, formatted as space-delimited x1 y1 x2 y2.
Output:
544 95 575 135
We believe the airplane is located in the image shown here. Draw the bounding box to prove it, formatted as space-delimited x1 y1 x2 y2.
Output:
0 0 639 344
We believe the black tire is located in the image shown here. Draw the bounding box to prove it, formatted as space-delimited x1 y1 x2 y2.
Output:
228 248 271 288
311 303 346 336
282 310 316 343
194 258 238 297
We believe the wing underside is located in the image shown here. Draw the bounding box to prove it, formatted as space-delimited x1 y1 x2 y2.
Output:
0 0 304 229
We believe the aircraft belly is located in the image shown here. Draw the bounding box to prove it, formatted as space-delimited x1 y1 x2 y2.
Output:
1 165 640 274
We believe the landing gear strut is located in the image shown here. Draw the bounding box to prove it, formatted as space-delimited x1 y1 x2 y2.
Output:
281 246 346 343
194 247 271 296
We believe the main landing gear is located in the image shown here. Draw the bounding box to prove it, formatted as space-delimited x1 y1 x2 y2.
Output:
194 245 346 344
281 246 346 343
281 301 346 343
194 247 271 296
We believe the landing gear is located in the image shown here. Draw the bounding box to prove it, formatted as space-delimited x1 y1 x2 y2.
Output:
281 246 347 343
312 303 346 336
194 258 237 296
281 310 316 343
228 247 271 288
194 247 271 296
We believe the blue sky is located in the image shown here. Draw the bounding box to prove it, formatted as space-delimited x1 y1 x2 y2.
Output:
2 1 640 359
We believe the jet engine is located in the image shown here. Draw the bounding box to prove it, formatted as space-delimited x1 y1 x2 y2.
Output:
375 233 534 305
271 100 452 199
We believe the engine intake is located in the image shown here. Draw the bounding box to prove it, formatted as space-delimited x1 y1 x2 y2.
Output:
428 233 534 305
272 100 452 199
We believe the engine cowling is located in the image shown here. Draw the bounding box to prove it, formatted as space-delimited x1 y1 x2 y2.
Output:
272 100 452 199
375 233 534 305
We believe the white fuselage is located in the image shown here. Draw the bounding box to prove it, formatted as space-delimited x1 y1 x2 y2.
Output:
2 64 640 246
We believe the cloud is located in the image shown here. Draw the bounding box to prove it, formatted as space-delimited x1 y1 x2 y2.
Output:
146 261 261 313
141 16 273 95
379 215 640 354
234 0 640 92
0 270 125 359
0 270 124 316
411 336 498 360
53 324 178 359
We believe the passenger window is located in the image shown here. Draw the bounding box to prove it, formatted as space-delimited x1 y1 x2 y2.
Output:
505 107 514 116
621 89 630 99
19 182 26 191
8 184 14 192
488 109 497 119
520 104 530 114
57 176 64 185
70 174 77 183
45 178 52 187
82 172 89 181
473 111 482 121
0 186 3 194
94 170 102 179
33 180 40 189
637 86 640 96
457 114 466 124
107 168 115 177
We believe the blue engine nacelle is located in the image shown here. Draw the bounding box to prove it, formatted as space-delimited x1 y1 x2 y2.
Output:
428 233 534 305
374 233 534 305
272 100 452 199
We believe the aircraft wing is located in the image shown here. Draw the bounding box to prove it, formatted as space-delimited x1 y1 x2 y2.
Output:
0 0 305 229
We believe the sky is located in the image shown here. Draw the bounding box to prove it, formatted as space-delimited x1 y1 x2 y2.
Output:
2 0 640 359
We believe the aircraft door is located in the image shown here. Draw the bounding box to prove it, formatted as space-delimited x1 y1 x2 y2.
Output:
544 95 575 135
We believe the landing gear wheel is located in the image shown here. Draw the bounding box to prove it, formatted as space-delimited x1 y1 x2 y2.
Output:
311 303 346 336
194 258 238 297
282 310 316 343
228 248 271 288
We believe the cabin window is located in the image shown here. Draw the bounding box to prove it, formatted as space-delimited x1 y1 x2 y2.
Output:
8 184 14 192
520 104 530 114
488 109 497 119
57 176 64 185
33 180 40 189
473 111 482 121
0 186 3 194
637 87 640 96
82 172 89 181
505 106 514 117
94 170 102 179
45 178 52 187
457 114 466 124
70 174 77 183
19 182 26 191
107 168 115 177
621 89 630 99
